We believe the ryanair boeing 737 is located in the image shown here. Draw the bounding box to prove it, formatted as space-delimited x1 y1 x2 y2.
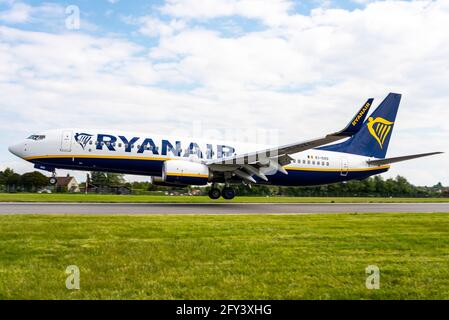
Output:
8 93 442 199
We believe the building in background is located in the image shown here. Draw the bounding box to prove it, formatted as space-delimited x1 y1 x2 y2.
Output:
56 175 80 193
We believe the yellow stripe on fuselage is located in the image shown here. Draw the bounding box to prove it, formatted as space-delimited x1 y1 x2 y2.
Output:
24 154 390 173
286 165 390 172
166 172 209 178
25 154 173 161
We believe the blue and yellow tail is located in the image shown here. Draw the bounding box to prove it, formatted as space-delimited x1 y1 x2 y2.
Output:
320 93 401 158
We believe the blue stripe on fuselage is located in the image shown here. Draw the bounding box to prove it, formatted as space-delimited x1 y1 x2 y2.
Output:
32 157 165 176
266 167 388 186
30 156 389 186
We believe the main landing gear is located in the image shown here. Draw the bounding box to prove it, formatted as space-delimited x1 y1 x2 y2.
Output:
222 187 235 200
208 188 221 200
208 184 236 200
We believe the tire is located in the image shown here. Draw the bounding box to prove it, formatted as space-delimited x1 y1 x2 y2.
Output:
208 188 221 200
49 177 57 185
222 187 235 200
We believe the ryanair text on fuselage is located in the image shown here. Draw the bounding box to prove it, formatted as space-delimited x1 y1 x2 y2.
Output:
82 133 236 159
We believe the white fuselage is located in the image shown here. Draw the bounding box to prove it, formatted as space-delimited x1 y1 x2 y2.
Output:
8 128 389 186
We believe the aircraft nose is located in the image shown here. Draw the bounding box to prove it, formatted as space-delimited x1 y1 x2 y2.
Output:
8 143 23 158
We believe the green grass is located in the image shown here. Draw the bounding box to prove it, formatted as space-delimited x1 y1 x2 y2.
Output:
1 193 448 203
1 213 449 299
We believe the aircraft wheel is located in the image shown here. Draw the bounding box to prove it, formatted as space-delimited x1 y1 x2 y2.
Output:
49 177 57 185
222 187 235 200
208 188 221 200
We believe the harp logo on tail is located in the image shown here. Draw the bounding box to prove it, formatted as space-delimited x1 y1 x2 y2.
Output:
367 117 394 149
75 133 93 150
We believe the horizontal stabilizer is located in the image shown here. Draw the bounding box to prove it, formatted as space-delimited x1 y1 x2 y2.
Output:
367 152 443 166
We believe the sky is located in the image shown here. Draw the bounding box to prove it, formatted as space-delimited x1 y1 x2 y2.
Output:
0 0 448 186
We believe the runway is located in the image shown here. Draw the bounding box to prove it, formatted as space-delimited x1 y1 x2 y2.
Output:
0 202 449 215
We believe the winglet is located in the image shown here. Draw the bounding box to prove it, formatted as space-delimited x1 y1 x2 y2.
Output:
333 98 374 136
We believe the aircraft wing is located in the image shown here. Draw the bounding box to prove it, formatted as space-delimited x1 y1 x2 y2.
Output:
206 99 373 182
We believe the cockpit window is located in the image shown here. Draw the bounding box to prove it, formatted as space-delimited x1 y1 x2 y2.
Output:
27 135 46 141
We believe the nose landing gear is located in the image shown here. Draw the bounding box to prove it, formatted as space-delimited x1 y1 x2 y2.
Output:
49 172 57 186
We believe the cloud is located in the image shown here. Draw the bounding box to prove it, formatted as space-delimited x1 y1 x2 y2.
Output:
0 2 31 23
1 0 449 186
125 15 187 38
0 1 66 24
160 0 293 26
350 0 375 4
0 2 99 32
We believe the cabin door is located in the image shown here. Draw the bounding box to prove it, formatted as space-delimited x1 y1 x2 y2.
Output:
60 130 73 152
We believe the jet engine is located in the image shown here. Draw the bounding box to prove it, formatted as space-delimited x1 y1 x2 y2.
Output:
151 160 210 186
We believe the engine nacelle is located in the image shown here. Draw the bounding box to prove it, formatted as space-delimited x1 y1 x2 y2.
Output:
150 176 188 187
162 160 210 186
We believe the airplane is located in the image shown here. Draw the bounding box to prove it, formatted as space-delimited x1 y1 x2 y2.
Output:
8 93 442 200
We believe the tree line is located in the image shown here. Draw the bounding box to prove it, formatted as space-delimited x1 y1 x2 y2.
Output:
1 168 447 197
0 168 49 192
230 175 447 198
131 175 447 198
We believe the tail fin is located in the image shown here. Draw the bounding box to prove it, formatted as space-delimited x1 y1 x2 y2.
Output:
320 93 401 158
